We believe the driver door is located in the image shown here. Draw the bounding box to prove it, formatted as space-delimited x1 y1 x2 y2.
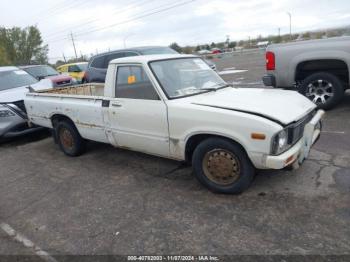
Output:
108 65 170 157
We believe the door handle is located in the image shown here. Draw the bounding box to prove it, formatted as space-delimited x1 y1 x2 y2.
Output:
111 103 122 107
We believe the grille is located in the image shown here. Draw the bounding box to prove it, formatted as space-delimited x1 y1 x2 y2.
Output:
287 111 315 145
56 80 71 86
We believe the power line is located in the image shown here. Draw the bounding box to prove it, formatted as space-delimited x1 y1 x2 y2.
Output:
45 0 196 44
17 0 79 24
35 0 96 24
45 1 176 43
44 0 155 39
75 0 196 37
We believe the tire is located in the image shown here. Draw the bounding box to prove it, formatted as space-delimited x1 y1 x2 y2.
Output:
55 121 86 157
192 137 255 194
299 72 344 110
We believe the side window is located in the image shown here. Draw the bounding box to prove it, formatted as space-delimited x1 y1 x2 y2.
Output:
116 66 159 100
68 65 80 72
91 56 105 69
103 53 124 69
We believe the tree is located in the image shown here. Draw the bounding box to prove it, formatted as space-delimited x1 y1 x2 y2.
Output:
0 26 48 66
195 45 201 51
169 42 182 53
228 41 237 49
216 42 225 49
0 46 10 65
182 46 194 54
210 42 216 48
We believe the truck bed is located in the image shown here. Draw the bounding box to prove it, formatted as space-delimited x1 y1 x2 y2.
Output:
39 83 105 97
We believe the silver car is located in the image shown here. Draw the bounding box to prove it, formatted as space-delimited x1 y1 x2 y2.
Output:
0 66 52 138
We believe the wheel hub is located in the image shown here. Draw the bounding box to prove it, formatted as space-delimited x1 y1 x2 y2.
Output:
59 128 74 150
202 149 241 185
306 79 334 105
316 88 324 95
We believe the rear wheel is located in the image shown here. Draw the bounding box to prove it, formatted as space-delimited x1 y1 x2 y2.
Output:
55 121 86 156
299 72 344 110
192 138 255 194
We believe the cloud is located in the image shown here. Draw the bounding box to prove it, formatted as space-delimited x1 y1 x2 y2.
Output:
2 0 348 62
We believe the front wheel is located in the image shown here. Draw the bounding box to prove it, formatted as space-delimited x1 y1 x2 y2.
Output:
299 72 344 110
192 138 255 194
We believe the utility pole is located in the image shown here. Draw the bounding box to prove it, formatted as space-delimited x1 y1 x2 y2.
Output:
63 53 66 62
70 32 78 59
287 12 292 40
123 34 134 48
278 28 281 37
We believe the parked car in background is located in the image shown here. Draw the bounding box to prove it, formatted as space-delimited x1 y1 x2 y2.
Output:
211 48 223 54
20 65 76 88
263 36 350 110
57 62 88 83
25 54 324 194
0 66 52 138
197 49 211 55
86 46 216 83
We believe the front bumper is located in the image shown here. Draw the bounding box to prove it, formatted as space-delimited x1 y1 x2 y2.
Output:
265 110 325 169
262 74 276 87
0 105 44 139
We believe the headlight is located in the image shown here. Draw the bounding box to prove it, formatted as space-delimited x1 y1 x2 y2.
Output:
271 128 290 155
0 109 16 118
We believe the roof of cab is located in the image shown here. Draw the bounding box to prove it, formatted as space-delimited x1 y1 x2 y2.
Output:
0 66 19 72
109 54 197 64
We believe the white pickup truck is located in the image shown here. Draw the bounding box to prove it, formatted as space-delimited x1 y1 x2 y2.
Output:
25 54 324 194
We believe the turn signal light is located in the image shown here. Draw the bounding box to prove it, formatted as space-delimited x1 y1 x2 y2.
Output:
251 133 266 140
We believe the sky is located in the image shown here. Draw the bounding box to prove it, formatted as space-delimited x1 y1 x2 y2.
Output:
1 0 350 63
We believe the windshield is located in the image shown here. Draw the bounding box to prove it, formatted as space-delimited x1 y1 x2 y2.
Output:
76 63 87 71
141 47 178 55
24 65 59 78
0 69 38 91
150 58 226 99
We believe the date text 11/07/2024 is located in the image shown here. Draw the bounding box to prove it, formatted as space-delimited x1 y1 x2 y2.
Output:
127 255 219 261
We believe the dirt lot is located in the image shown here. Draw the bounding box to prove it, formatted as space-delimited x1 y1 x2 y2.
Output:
1 50 349 260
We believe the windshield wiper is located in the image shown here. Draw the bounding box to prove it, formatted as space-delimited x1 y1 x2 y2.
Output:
199 83 233 91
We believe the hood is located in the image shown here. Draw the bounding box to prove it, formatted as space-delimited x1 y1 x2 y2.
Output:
0 79 52 103
188 88 316 125
46 74 72 83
